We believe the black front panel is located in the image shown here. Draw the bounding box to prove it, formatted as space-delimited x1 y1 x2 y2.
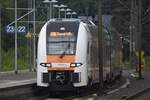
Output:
43 71 80 84
46 21 79 55
42 73 49 83
47 21 79 34
51 71 71 85
72 72 80 83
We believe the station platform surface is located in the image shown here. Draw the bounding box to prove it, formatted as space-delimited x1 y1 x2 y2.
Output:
0 70 36 88
99 69 150 100
73 69 150 100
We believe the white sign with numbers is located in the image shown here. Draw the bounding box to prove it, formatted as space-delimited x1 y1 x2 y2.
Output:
6 26 26 33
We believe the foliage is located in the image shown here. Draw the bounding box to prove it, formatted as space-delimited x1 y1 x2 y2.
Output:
144 56 150 70
123 60 133 69
1 48 14 71
1 46 29 71
123 56 150 70
18 46 29 70
111 51 122 69
58 0 97 16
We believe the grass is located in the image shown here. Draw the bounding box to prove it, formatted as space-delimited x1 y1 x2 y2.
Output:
1 47 30 71
1 48 14 71
144 56 150 70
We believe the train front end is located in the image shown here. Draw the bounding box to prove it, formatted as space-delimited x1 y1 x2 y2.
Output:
37 19 88 91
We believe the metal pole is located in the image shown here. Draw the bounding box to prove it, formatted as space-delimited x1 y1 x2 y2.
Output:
133 0 137 51
130 0 134 60
131 0 139 72
98 0 103 89
52 3 54 18
58 7 60 18
130 0 135 70
46 7 49 21
27 0 29 71
134 0 138 72
29 0 32 72
65 10 66 18
15 0 18 74
33 0 36 71
0 5 1 71
28 0 32 72
134 1 138 51
49 3 52 19
138 0 142 79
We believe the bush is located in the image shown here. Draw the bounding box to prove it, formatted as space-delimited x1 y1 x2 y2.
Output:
144 56 150 70
1 46 29 71
2 48 15 71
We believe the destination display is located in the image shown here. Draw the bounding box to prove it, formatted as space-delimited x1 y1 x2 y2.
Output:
49 32 73 37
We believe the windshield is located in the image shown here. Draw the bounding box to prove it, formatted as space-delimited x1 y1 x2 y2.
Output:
46 21 79 55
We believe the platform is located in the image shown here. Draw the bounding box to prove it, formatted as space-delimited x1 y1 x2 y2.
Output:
71 69 150 100
0 70 36 89
99 69 150 99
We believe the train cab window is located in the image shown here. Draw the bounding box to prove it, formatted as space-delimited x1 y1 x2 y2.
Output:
46 21 79 55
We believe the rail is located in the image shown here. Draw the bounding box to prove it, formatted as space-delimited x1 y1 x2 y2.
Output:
126 86 150 100
0 82 49 100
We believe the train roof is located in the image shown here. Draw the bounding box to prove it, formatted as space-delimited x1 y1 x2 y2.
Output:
47 18 96 26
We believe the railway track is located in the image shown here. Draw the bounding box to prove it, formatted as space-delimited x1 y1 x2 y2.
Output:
0 83 50 100
45 77 125 100
44 85 99 100
0 81 98 100
126 86 150 100
64 85 99 100
0 76 125 100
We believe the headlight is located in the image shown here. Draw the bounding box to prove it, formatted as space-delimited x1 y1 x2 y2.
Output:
40 63 52 67
70 63 83 68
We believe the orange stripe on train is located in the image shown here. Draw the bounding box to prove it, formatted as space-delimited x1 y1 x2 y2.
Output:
47 55 75 63
48 67 74 71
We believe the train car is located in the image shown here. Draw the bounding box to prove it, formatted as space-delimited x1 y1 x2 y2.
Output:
37 18 122 91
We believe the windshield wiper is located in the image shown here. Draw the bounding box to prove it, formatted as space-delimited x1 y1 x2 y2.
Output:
59 43 70 58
